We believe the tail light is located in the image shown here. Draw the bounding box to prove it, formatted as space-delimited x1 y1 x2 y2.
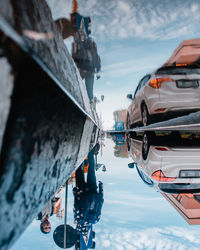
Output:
151 170 176 182
176 63 188 67
149 77 172 88
155 147 168 151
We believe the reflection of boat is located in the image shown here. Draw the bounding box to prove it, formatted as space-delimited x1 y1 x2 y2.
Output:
162 193 200 225
129 133 200 193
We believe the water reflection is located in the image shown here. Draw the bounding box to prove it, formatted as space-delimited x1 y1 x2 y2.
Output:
10 135 200 249
37 188 63 234
128 131 200 224
72 144 104 249
14 143 105 250
110 133 129 158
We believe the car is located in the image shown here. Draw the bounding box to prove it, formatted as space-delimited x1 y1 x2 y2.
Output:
129 133 200 194
126 66 200 127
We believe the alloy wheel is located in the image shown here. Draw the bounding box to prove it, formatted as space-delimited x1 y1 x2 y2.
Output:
142 105 148 126
142 133 149 160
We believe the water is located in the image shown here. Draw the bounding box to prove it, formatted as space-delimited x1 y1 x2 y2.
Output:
11 133 200 250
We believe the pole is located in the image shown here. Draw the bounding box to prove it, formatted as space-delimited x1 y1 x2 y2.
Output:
101 132 103 157
64 180 68 248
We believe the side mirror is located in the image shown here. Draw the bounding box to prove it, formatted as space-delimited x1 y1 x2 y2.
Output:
95 163 106 171
126 94 133 100
128 162 137 169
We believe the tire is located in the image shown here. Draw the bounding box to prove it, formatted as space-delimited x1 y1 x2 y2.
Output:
127 133 131 151
142 133 150 160
126 113 131 130
141 104 150 126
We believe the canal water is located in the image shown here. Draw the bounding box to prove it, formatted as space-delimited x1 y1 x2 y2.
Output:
11 134 200 250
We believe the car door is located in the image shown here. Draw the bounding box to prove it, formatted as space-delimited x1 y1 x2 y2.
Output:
130 82 141 123
132 79 144 122
139 75 151 117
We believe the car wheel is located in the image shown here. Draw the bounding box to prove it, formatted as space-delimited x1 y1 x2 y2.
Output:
141 104 150 126
127 132 131 151
142 133 150 160
126 113 131 129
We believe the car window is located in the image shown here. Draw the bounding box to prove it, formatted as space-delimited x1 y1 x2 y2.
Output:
134 81 142 97
134 75 151 97
141 75 151 87
134 84 140 97
136 166 154 186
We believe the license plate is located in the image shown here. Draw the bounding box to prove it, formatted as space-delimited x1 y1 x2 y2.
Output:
180 170 200 178
176 80 199 88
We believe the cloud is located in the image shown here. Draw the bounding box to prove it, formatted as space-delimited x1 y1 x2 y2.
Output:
96 226 200 250
191 3 198 12
77 0 200 41
46 0 200 41
106 81 113 86
102 55 164 78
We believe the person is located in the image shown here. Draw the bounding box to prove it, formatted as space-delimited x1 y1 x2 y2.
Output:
55 0 101 102
71 20 101 101
73 145 104 236
37 194 62 234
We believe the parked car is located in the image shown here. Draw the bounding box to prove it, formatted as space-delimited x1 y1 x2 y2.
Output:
129 133 200 193
127 66 200 127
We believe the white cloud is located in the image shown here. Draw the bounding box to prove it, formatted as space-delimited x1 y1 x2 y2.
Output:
96 226 200 250
191 3 198 12
79 0 200 41
117 1 131 14
105 81 113 86
102 240 111 247
102 55 164 78
46 0 200 41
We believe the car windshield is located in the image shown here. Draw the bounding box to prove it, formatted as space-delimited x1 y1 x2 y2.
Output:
156 66 200 75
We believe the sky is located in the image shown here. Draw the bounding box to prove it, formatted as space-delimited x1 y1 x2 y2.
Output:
46 0 200 129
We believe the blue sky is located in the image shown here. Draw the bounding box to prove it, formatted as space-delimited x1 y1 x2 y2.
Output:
47 0 200 128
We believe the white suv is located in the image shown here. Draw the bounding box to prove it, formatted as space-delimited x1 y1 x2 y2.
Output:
127 67 200 127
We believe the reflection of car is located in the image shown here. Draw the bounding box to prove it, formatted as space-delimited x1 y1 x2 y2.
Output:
162 193 200 225
127 67 200 126
129 134 200 193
